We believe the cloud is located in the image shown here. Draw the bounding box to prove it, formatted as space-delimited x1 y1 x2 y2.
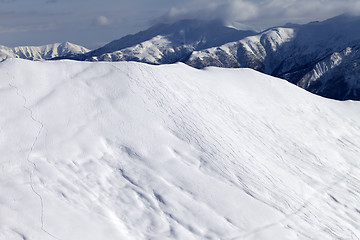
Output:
155 0 360 29
94 15 111 26
156 0 258 24
260 0 359 18
243 0 360 28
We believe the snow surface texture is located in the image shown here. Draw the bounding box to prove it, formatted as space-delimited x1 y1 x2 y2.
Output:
0 42 90 62
0 59 359 240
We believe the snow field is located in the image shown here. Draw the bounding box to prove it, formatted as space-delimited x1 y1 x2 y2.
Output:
0 59 359 239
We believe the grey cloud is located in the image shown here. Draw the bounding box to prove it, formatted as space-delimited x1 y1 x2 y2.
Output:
251 0 360 28
260 0 360 18
156 0 360 30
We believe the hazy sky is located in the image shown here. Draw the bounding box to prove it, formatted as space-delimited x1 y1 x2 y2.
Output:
1 0 360 49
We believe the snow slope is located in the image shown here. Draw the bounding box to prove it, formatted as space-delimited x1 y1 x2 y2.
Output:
0 59 359 240
0 42 90 62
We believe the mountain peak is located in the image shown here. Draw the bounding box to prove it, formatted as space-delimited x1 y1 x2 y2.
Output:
0 42 90 61
80 18 256 62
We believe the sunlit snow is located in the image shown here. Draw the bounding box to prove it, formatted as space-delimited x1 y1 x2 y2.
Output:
0 59 359 240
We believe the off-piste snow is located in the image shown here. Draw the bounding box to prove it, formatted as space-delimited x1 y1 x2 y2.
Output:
0 59 359 240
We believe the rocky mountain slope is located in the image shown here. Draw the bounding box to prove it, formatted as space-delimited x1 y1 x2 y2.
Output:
0 42 90 61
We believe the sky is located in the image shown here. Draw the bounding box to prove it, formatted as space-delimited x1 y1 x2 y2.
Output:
1 0 360 49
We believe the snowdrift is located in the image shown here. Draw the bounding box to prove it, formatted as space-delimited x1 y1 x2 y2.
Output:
0 59 359 240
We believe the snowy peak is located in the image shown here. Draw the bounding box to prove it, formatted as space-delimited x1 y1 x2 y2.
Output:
101 19 256 52
0 42 90 61
186 27 295 70
78 19 257 63
185 15 360 100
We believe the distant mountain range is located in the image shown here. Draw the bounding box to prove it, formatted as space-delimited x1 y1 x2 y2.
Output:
0 42 89 61
3 15 360 100
72 19 256 63
187 15 360 101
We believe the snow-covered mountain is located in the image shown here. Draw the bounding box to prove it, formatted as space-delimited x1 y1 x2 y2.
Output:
0 59 359 240
187 15 360 100
68 15 360 100
72 19 256 63
0 42 90 61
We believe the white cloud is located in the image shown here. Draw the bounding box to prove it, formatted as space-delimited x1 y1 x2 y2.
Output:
157 0 258 24
94 15 111 26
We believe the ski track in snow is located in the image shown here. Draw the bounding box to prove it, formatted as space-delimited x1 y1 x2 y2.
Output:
8 77 59 240
0 59 359 240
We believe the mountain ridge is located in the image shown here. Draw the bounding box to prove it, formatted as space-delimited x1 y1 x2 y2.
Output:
0 42 90 62
2 15 360 100
65 14 360 100
68 19 257 63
